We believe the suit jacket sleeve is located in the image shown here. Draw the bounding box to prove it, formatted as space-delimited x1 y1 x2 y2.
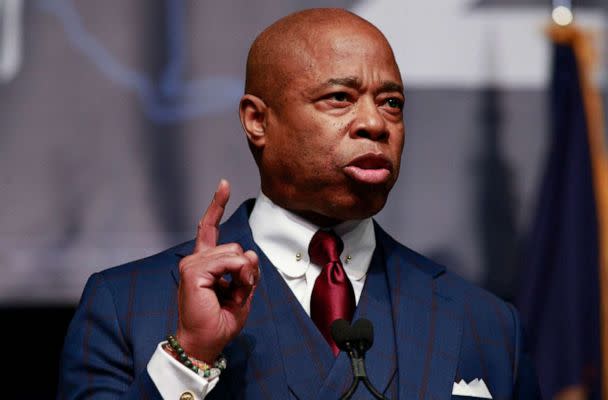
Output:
509 303 542 399
57 273 162 400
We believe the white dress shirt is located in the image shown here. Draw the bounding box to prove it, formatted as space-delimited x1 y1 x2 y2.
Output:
147 193 376 399
249 192 375 314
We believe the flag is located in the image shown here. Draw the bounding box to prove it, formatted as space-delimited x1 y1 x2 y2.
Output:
516 24 608 400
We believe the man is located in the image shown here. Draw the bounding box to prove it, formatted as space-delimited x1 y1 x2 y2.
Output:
58 8 539 400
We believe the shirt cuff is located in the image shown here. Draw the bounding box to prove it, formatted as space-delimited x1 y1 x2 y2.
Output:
147 342 220 400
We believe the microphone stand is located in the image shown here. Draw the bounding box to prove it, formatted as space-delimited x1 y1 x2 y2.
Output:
335 319 390 400
340 341 389 400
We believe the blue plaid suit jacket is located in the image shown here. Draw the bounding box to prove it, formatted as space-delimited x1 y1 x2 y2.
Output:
58 200 540 399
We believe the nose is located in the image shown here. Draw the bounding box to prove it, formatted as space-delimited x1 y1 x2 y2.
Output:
350 97 388 141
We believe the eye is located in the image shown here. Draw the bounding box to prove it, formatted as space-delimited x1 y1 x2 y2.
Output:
385 97 403 110
330 92 349 102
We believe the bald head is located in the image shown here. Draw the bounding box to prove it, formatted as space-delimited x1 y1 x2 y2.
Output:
244 8 396 103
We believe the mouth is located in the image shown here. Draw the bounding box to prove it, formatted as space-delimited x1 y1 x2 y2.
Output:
344 153 393 185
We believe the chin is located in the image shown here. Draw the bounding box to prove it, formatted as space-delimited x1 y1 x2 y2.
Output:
329 191 389 221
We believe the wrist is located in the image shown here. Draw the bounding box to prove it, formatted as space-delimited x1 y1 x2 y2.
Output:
175 330 222 364
165 335 227 379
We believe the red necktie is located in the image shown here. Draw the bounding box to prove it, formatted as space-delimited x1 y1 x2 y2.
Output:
309 229 355 356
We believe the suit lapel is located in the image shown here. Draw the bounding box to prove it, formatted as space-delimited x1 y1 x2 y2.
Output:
222 233 292 399
378 224 463 400
357 246 397 394
258 247 336 399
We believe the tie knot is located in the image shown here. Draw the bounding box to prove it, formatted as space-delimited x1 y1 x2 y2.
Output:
308 230 344 266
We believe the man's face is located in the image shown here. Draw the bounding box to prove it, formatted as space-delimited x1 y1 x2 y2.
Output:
260 25 405 224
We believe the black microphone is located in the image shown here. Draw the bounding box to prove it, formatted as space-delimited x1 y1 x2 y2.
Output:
331 318 389 400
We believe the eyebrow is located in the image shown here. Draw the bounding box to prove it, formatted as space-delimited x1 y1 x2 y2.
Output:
377 81 404 96
325 77 361 89
320 77 404 96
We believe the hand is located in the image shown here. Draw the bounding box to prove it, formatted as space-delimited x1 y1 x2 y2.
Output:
175 179 259 363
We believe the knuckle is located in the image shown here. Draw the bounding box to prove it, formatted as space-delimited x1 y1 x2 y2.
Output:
246 251 259 264
178 258 190 273
228 243 243 253
216 243 242 255
180 266 194 280
237 255 250 266
179 254 211 274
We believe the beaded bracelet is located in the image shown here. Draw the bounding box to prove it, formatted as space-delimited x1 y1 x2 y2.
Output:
166 335 227 378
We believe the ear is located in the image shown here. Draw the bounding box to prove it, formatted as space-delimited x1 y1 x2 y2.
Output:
239 94 268 149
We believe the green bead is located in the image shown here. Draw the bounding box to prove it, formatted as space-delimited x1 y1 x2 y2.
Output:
176 347 185 354
184 359 193 368
215 357 227 370
179 353 188 362
192 366 199 373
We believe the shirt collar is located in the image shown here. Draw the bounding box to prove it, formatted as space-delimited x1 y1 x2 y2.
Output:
248 192 375 281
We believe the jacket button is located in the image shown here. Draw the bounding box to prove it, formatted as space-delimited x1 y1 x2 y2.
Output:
179 392 194 400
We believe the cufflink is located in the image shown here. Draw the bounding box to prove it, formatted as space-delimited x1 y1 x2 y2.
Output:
179 392 194 400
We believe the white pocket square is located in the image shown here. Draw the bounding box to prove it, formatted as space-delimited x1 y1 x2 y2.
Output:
452 378 492 398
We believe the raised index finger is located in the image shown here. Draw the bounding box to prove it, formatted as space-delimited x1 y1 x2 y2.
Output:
194 179 230 253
